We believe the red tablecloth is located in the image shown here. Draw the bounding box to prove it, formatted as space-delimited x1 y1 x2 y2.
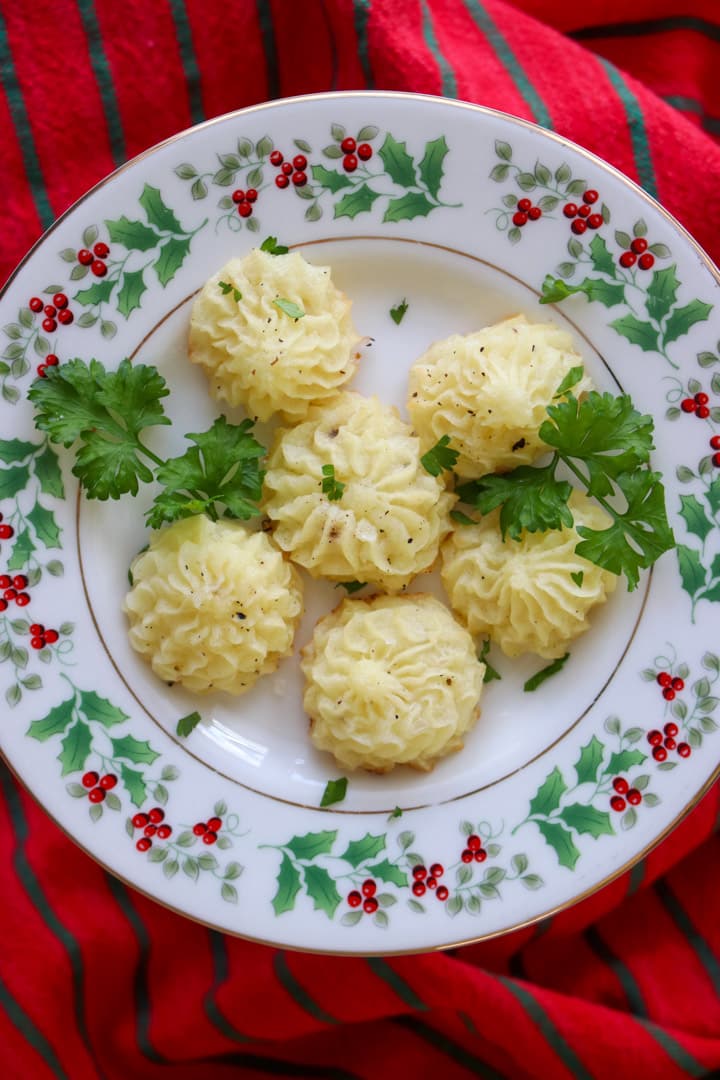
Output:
2 2 719 1077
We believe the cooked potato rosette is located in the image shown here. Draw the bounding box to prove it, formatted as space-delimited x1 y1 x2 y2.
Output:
262 392 455 591
189 248 360 421
441 492 617 659
408 314 593 478
301 594 485 772
123 515 303 694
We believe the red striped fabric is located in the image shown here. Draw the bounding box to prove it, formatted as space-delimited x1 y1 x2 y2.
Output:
2 1 720 1077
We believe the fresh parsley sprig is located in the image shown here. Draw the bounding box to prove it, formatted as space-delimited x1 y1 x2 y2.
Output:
456 390 675 591
29 359 266 528
420 435 459 477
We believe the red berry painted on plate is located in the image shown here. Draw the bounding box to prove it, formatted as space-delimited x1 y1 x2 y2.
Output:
30 636 44 649
664 736 677 751
363 897 378 914
29 297 43 312
132 812 149 829
144 824 157 837
657 672 672 687
193 822 207 835
647 730 663 746
528 206 542 220
281 161 293 176
91 260 107 277
3 588 16 600
231 189 245 203
694 392 708 405
362 879 376 897
662 687 675 701
0 575 10 588
148 807 164 824
613 777 629 794
671 677 684 691
436 886 449 901
45 354 59 366
100 774 117 790
517 198 532 212
412 864 427 880
461 849 473 863
15 593 30 606
412 881 426 897
358 143 373 160
571 219 587 235
12 575 27 589
343 154 358 172
664 721 679 736
207 817 222 832
58 309 73 325
37 365 47 378
292 171 307 187
156 825 172 840
203 831 217 844
610 795 626 812
93 242 109 259
653 745 668 762
513 211 528 226
238 203 252 218
292 154 307 170
88 787 105 803
627 789 642 806
245 188 257 202
426 877 437 890
347 890 362 907
44 305 56 317
710 436 720 450
0 600 7 613
696 405 711 419
578 204 591 218
82 771 99 788
630 237 648 254
340 136 356 153
275 174 289 189
42 318 57 333
587 213 603 229
681 398 697 413
563 203 578 218
77 249 93 265
430 863 444 878
0 525 14 539
638 253 655 270
269 150 283 166
44 629 59 644
583 189 598 204
467 834 481 851
713 453 720 468
136 837 152 852
474 850 487 863
619 251 636 268
678 743 691 758
53 293 68 309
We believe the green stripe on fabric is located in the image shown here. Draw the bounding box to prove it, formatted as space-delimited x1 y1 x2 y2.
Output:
654 878 720 995
203 930 251 1043
76 0 126 167
584 925 646 1015
627 857 647 894
353 0 374 89
663 95 720 137
0 970 70 1080
597 57 657 197
0 6 54 228
167 0 204 125
365 957 429 1010
319 0 339 91
570 16 720 44
394 1015 508 1079
635 1016 708 1077
274 952 339 1026
420 0 457 97
255 0 280 100
0 766 103 1078
497 975 593 1080
103 874 168 1065
463 0 553 129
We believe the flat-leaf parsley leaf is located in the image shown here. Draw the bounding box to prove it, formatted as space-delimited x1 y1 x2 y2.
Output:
390 299 408 325
176 711 202 737
320 777 348 806
273 298 305 320
524 653 570 692
322 463 345 501
260 236 289 255
420 435 459 477
218 280 242 302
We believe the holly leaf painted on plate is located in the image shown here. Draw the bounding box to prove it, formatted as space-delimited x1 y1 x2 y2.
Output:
662 300 712 346
285 830 337 861
302 864 342 918
378 133 416 187
139 184 183 233
110 734 160 765
154 236 192 287
33 445 65 499
646 264 679 323
27 502 61 548
105 216 161 252
338 833 386 868
367 859 408 888
27 696 75 741
272 852 302 915
588 235 616 277
609 314 659 353
418 135 448 198
73 280 115 308
707 477 720 516
0 464 30 499
383 192 435 223
77 690 129 728
7 528 35 571
559 803 614 838
536 820 580 870
0 438 35 463
583 279 626 308
310 164 352 193
116 269 147 319
679 494 714 542
333 184 381 220
607 749 647 775
529 765 567 817
574 735 605 785
58 720 92 776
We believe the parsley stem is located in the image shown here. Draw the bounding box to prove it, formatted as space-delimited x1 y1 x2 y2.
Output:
135 439 165 468
559 455 618 522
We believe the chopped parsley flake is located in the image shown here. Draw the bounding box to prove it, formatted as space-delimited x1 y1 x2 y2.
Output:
322 463 345 501
218 280 242 302
390 299 409 325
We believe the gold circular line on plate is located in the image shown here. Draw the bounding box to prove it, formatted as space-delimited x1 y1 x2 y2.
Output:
1 90 718 957
76 232 645 815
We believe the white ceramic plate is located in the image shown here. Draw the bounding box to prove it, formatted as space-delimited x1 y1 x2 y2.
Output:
1 92 719 955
